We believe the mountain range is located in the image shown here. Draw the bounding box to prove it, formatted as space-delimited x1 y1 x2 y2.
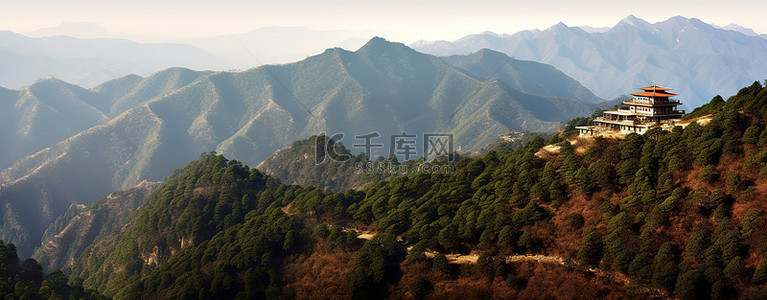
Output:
0 30 224 89
411 15 767 108
0 26 368 89
0 37 610 257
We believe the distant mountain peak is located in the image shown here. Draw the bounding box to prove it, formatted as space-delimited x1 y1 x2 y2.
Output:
357 36 412 54
669 15 689 21
470 48 510 62
655 15 711 32
717 24 760 36
29 76 68 87
664 15 691 26
480 31 503 37
475 48 501 55
548 22 569 30
623 14 641 22
617 14 652 29
366 36 390 44
359 36 389 48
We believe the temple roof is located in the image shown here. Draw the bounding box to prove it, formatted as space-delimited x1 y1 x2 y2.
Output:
630 91 678 97
639 84 672 91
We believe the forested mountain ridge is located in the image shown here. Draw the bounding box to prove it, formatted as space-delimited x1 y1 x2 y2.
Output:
32 181 161 270
46 81 767 299
255 131 538 193
0 37 608 257
257 134 461 192
70 153 311 298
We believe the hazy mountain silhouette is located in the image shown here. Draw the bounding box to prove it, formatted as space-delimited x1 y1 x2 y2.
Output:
412 15 767 108
0 31 224 89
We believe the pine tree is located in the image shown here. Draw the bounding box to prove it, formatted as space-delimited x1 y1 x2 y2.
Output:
674 268 705 300
432 253 449 273
409 276 433 300
753 257 767 284
577 230 602 266
497 225 515 249
651 242 678 289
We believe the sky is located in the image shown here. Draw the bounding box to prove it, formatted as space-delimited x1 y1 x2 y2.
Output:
1 0 766 43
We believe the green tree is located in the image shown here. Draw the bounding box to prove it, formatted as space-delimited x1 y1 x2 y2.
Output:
700 164 719 183
685 222 711 262
603 212 632 271
432 253 449 273
574 166 591 194
313 223 330 239
628 252 651 277
476 253 493 275
497 225 515 249
674 268 706 300
726 172 741 192
517 231 534 252
753 257 767 284
577 230 602 266
346 235 402 300
723 256 743 278
410 275 433 300
651 242 678 289
438 225 459 251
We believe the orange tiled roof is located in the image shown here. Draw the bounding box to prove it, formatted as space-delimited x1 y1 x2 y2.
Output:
630 91 678 97
639 85 672 91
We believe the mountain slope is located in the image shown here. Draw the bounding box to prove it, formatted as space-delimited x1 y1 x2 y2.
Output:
0 37 605 257
66 81 767 299
0 68 211 172
443 49 602 103
32 181 160 270
69 152 631 299
412 15 767 108
0 78 109 169
69 153 307 298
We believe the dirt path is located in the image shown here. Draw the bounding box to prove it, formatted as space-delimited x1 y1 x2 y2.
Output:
280 204 666 298
348 227 665 297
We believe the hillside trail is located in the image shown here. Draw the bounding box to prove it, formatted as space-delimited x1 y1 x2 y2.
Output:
282 204 667 298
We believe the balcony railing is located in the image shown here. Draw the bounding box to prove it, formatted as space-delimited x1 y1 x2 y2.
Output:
628 97 681 104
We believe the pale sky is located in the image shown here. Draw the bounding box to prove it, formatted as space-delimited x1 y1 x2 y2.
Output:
1 0 765 43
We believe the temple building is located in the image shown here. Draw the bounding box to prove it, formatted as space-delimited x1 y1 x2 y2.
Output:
578 85 685 135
